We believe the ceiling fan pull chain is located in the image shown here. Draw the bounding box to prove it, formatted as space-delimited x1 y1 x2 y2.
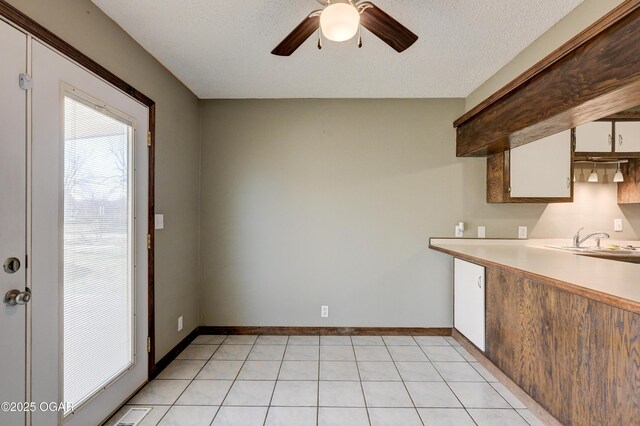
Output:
357 25 363 48
317 28 323 50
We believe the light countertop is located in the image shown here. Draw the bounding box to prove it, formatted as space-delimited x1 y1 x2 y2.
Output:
429 238 640 313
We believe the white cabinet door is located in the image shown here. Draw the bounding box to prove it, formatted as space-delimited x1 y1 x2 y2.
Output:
615 121 640 152
454 259 485 351
575 121 613 152
510 130 572 198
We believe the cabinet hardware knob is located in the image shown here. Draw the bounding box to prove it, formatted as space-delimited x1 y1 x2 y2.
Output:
619 135 623 147
477 277 482 289
608 134 612 146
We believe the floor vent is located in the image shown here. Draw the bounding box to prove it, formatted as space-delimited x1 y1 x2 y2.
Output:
115 407 152 426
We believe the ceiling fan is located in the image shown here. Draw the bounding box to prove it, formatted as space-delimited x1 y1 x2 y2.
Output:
271 0 418 56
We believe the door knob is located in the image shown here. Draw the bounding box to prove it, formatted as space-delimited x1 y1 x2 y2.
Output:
4 287 31 306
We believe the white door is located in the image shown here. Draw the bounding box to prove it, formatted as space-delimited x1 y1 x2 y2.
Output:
615 121 640 153
30 41 149 426
575 121 613 152
454 259 485 351
0 19 28 426
510 130 572 198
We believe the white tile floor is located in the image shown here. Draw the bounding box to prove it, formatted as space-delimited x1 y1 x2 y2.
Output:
106 335 547 426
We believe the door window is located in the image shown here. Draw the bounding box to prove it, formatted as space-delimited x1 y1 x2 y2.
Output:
63 92 135 413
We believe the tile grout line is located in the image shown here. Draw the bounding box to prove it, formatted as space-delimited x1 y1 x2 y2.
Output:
350 335 373 426
153 335 228 426
413 337 480 426
387 336 425 426
454 344 536 425
262 334 289 426
209 335 259 426
316 339 320 426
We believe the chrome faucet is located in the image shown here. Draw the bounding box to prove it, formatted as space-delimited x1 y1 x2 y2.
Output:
572 227 610 248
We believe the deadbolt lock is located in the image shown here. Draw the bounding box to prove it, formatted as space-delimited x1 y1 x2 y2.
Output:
3 257 21 274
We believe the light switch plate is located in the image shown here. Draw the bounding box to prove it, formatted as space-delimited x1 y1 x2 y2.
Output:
178 316 183 331
154 214 164 230
477 226 486 239
518 226 528 239
614 218 623 232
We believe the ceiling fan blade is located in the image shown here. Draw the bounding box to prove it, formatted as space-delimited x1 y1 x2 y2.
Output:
359 2 418 53
272 13 321 56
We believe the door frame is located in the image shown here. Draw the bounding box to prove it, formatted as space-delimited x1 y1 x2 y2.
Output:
0 0 159 380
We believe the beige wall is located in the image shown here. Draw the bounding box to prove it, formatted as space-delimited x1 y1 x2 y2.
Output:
466 0 626 111
199 99 466 327
8 0 201 358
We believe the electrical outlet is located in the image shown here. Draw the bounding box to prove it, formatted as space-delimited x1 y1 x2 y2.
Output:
518 226 528 239
614 218 623 232
477 226 486 239
178 316 183 331
321 305 329 318
455 222 465 238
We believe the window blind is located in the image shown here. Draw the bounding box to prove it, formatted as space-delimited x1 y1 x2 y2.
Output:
63 94 134 412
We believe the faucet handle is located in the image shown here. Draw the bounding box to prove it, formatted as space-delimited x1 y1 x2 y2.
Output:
574 227 584 238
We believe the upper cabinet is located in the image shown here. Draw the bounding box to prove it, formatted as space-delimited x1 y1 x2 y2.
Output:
510 130 572 199
487 130 573 203
575 118 640 156
575 121 612 152
615 121 640 153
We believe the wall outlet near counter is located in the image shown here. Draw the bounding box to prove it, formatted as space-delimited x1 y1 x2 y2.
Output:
178 316 183 331
321 305 329 318
455 222 465 238
518 226 528 239
477 226 486 239
614 219 623 232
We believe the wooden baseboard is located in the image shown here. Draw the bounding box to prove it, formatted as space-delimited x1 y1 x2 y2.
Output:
149 327 199 380
452 329 562 426
199 326 452 336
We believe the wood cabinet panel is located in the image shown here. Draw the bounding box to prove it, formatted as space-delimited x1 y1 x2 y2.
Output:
485 268 640 426
618 158 640 204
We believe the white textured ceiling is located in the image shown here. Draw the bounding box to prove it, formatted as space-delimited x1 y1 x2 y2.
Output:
91 0 583 99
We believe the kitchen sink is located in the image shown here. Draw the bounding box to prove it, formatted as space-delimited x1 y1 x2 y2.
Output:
546 245 640 263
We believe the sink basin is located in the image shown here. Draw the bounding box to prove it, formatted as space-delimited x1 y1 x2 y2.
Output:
547 245 639 254
546 245 640 263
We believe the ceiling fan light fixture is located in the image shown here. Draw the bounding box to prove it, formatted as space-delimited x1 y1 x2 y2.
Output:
320 3 360 42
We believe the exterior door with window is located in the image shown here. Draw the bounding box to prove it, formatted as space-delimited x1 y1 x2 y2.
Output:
30 41 149 425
